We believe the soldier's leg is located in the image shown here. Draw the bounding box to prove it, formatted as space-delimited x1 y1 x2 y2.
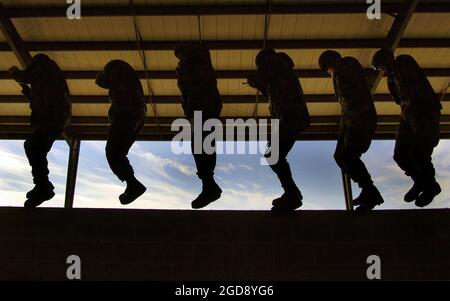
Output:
339 129 383 211
23 127 59 207
24 127 58 186
268 132 298 195
340 131 373 189
191 131 217 182
411 119 441 207
268 122 302 213
394 119 425 203
393 120 418 180
105 122 135 182
190 123 221 209
334 132 348 174
106 118 146 205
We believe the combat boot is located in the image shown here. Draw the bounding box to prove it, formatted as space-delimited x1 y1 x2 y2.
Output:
120 177 147 205
355 185 384 212
26 181 55 199
24 181 55 209
271 188 303 214
192 179 222 209
404 181 424 203
415 180 441 208
353 190 366 207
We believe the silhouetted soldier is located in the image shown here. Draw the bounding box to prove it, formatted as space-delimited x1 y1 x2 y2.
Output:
9 54 71 208
175 42 223 209
247 49 311 214
319 50 384 211
96 60 147 205
372 49 442 207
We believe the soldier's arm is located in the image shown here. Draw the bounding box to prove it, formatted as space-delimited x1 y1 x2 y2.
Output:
95 71 109 89
8 67 32 101
397 55 424 98
21 84 32 101
387 78 402 105
247 72 270 99
338 62 361 106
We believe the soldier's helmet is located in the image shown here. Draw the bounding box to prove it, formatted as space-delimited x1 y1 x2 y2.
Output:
255 48 277 69
318 50 341 72
372 49 394 70
174 41 194 59
174 42 212 65
31 53 52 65
276 52 295 70
102 60 137 86
28 53 61 81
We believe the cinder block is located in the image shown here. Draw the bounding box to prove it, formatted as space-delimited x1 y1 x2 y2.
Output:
253 223 294 243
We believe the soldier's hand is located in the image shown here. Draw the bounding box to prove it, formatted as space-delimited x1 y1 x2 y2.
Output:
247 73 258 88
21 85 32 97
8 66 22 82
95 72 108 89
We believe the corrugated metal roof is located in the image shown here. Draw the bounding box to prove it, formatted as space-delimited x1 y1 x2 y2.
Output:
0 0 448 139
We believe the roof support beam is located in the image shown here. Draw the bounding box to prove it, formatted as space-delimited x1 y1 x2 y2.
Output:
1 124 450 141
1 115 449 126
1 4 403 18
2 2 449 18
0 3 31 67
0 38 448 53
0 94 449 104
371 0 419 93
1 68 448 81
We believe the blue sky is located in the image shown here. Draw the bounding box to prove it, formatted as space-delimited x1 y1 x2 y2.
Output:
0 139 449 210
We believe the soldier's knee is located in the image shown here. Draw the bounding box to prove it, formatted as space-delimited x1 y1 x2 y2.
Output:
105 142 116 159
334 148 345 166
393 150 403 165
341 151 356 166
24 139 32 153
411 148 430 165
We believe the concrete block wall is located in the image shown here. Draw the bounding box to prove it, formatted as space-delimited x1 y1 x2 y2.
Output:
0 208 449 281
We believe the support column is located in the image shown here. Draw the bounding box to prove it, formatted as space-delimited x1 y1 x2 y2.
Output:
65 139 81 209
342 171 354 211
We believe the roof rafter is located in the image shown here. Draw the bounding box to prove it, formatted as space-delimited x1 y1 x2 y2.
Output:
0 68 448 80
2 2 450 18
371 0 419 92
0 3 31 68
0 39 449 53
0 94 449 105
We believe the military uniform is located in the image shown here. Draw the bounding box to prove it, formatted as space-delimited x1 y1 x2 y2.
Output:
387 55 442 203
11 54 71 205
96 60 146 185
175 43 223 209
332 56 378 191
248 49 310 212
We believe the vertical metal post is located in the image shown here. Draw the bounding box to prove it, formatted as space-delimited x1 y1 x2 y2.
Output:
65 139 81 209
341 171 354 211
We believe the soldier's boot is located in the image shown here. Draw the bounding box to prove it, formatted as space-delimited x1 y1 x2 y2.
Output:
355 185 384 212
404 180 424 203
26 180 55 199
120 176 147 205
191 177 222 209
271 170 303 214
271 175 303 214
24 181 55 209
353 190 366 207
353 184 380 207
271 188 303 214
415 180 441 208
